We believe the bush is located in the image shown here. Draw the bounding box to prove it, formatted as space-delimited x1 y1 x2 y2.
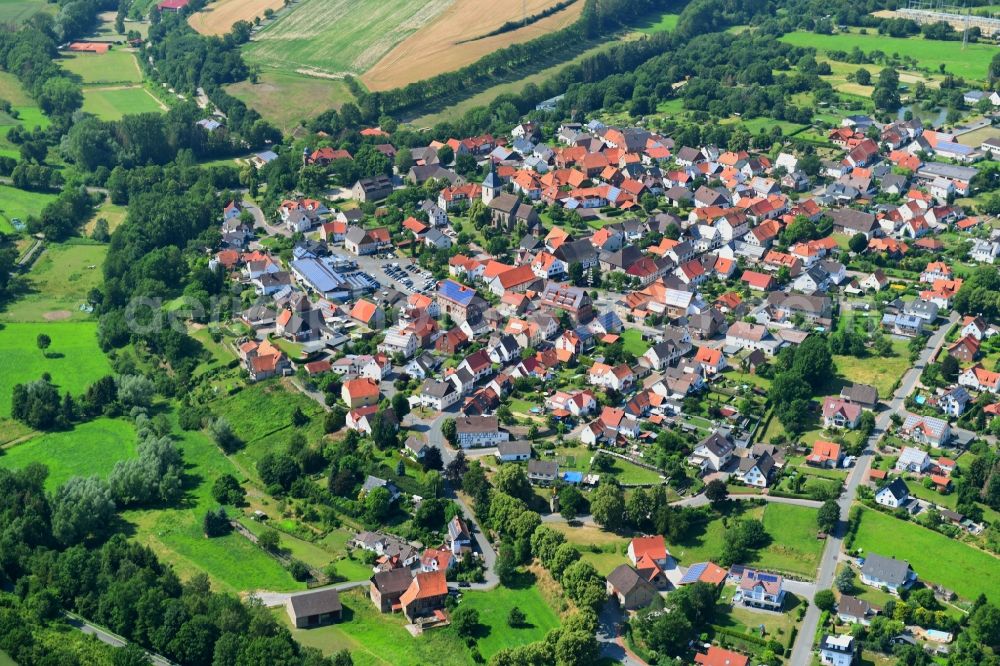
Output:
287 559 310 581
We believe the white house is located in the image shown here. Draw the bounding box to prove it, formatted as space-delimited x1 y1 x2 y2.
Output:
894 446 931 473
455 415 510 449
819 634 856 666
874 478 910 509
689 431 734 473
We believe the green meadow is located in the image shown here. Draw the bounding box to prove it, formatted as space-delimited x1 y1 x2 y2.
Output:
124 412 302 594
0 418 136 490
779 30 994 82
853 508 1000 603
60 50 143 85
1 242 107 322
0 321 112 419
0 185 57 234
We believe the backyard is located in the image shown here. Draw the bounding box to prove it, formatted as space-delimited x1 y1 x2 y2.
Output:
852 508 1000 603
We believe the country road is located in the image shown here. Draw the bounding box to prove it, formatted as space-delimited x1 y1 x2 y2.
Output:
65 613 175 666
787 312 958 666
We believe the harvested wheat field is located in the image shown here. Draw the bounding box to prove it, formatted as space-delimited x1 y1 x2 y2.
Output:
361 0 583 91
189 0 286 35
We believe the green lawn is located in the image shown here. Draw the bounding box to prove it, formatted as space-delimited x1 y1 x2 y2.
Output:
124 408 302 594
0 185 57 234
853 508 1000 603
0 417 136 490
0 71 32 105
458 581 562 658
755 503 824 577
279 588 473 666
621 328 649 356
1 242 107 322
833 339 910 398
0 321 112 418
635 11 678 33
666 505 765 565
81 86 164 120
546 522 628 576
60 50 142 85
780 30 994 81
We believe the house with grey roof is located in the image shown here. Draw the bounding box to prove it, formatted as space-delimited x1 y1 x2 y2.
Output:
527 459 558 485
606 564 659 610
860 553 916 595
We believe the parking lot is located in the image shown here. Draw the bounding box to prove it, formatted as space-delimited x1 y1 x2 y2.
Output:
352 253 437 296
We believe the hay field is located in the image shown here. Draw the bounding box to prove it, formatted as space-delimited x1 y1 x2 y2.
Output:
189 0 286 36
226 69 354 132
362 0 584 91
243 0 452 77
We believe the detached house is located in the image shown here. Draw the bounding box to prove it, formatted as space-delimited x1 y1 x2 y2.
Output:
606 564 658 611
455 415 509 449
875 478 910 509
689 431 734 473
822 397 862 429
739 569 785 610
860 553 916 595
899 413 950 447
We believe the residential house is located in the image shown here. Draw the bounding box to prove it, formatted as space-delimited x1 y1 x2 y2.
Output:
940 385 971 418
689 431 734 473
875 478 910 509
369 568 413 613
840 384 879 410
899 413 951 447
736 451 774 488
739 570 785 610
606 564 658 611
822 397 862 429
352 176 394 202
860 553 916 595
527 459 559 486
455 415 510 449
695 647 749 666
447 516 472 557
959 363 1000 394
807 440 843 469
894 446 931 473
414 379 461 411
819 634 856 666
837 595 879 625
344 226 391 256
399 571 449 621
495 440 532 462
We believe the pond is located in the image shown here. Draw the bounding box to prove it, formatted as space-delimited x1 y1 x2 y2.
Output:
897 104 950 128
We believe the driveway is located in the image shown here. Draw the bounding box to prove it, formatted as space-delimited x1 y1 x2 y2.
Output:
250 580 369 608
597 600 647 666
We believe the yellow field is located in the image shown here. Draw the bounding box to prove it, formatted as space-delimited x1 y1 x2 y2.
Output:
189 0 287 36
361 0 583 91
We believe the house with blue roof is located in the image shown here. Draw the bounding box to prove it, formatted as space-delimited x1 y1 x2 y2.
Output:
436 279 482 323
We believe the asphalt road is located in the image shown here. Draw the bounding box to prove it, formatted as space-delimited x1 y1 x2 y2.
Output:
65 613 175 666
787 311 958 666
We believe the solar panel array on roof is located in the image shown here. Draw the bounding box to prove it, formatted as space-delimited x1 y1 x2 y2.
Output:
439 279 476 306
757 573 778 583
679 562 706 584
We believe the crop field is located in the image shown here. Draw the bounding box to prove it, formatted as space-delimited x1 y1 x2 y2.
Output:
189 0 286 35
853 508 1000 603
2 242 107 323
780 30 994 82
361 0 584 91
0 185 56 234
81 86 165 120
227 70 355 133
60 50 142 85
243 0 453 77
0 418 137 490
125 412 302 593
0 321 112 418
